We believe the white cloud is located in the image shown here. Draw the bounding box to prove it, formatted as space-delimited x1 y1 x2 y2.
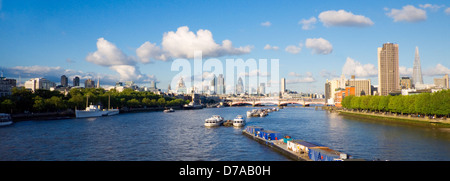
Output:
399 66 413 76
305 38 333 55
423 64 450 76
386 5 427 22
318 10 374 27
261 21 271 27
445 7 450 15
86 38 155 82
341 57 377 77
287 72 316 83
264 44 279 51
298 17 317 30
136 41 167 63
86 38 135 66
160 26 252 59
285 44 302 54
419 4 444 12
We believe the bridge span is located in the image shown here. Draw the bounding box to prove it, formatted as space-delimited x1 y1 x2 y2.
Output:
225 98 325 106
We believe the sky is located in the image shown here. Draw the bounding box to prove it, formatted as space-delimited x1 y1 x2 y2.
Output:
1 0 450 94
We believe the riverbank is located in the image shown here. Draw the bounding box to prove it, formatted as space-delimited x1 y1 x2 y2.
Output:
322 106 450 126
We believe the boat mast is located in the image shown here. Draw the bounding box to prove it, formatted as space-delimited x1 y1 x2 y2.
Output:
108 94 111 110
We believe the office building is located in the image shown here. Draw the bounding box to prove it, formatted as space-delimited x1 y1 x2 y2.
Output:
84 79 96 88
378 43 399 96
24 78 56 92
346 78 371 96
434 74 449 89
61 75 68 87
281 78 286 93
217 74 225 95
73 76 80 87
400 77 412 89
236 77 244 94
0 76 16 97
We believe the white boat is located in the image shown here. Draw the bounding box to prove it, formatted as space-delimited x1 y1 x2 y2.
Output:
204 115 224 127
0 113 13 127
107 108 119 116
163 108 174 113
233 115 246 127
76 104 109 118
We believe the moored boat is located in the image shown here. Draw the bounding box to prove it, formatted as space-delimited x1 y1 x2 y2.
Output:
204 115 224 127
76 104 109 118
163 108 174 113
233 115 246 127
0 113 13 127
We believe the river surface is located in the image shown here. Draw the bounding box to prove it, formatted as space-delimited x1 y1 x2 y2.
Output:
1 107 450 161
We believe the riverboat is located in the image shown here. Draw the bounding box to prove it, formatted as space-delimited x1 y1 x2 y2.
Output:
233 115 246 127
204 115 224 127
0 113 13 127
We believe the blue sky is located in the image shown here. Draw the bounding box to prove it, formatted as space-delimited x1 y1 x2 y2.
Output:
1 0 449 93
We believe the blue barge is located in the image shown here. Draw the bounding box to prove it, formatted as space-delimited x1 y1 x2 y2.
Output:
243 126 358 161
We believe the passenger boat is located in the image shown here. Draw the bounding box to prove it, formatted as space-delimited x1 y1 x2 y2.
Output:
76 104 109 118
204 115 224 127
0 113 13 127
233 115 246 127
163 108 174 113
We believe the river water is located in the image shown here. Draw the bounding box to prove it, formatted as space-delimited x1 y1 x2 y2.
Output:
1 106 450 161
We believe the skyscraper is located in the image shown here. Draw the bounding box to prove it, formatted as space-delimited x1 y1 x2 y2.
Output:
236 77 244 94
73 76 80 87
378 43 399 96
217 74 225 95
281 78 286 93
61 75 68 87
412 46 423 86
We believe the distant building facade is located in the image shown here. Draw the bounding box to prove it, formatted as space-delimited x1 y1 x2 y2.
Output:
24 78 56 92
84 79 95 88
400 77 412 89
346 79 371 96
0 77 16 97
434 74 449 89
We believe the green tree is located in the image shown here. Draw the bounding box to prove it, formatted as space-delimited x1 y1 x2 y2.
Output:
157 97 166 107
368 95 380 111
360 96 371 110
378 95 390 112
1 99 15 113
350 96 361 110
127 98 140 108
33 96 46 112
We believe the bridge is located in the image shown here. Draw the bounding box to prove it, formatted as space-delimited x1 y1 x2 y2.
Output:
225 98 326 106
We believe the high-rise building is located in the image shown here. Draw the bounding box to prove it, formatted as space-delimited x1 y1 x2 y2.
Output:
61 75 68 87
412 46 423 86
434 74 449 89
217 74 225 95
281 78 286 93
236 77 244 94
377 43 399 96
210 74 216 94
84 79 96 88
259 83 266 95
73 76 80 87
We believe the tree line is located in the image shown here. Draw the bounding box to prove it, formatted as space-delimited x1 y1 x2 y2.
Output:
0 87 189 114
341 89 450 117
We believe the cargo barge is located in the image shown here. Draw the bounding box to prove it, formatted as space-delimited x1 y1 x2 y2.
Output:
243 126 358 161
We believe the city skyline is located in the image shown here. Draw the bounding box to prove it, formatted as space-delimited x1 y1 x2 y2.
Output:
1 1 450 93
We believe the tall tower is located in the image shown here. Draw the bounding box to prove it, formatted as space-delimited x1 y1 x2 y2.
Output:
281 78 286 93
412 46 423 86
378 43 399 96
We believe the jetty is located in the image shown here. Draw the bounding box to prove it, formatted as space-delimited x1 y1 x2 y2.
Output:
243 126 359 161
